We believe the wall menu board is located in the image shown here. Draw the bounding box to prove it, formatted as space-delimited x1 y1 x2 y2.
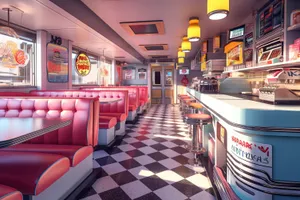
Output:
229 25 245 40
138 68 147 79
124 67 136 80
46 43 69 83
257 0 284 39
213 36 220 52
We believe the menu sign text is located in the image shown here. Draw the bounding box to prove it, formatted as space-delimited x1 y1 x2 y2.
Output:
229 134 272 167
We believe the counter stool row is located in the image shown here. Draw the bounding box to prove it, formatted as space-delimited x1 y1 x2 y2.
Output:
178 94 212 159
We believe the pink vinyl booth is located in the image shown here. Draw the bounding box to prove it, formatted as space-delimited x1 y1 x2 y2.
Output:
0 184 23 200
29 90 129 145
81 86 139 122
135 86 150 113
0 97 95 200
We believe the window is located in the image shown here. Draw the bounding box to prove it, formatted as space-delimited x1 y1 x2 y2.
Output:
72 51 99 85
0 34 35 86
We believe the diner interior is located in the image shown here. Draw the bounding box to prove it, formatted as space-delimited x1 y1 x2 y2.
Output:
0 0 300 200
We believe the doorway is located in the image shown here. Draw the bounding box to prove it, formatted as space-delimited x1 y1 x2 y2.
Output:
151 65 174 104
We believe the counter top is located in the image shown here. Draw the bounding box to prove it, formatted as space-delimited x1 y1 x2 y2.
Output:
187 88 300 129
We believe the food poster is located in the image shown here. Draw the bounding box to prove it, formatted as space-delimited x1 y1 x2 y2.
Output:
202 41 208 53
213 36 220 52
138 68 147 80
225 41 244 67
257 41 283 65
200 54 207 71
116 65 122 85
99 61 111 86
0 34 30 79
124 67 136 80
47 43 68 83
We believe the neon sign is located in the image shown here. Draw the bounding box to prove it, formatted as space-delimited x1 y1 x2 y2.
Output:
75 53 91 76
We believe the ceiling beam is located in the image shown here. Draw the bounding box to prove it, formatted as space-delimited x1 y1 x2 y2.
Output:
50 0 145 63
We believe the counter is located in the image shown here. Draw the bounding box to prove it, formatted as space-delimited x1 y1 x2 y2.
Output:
187 88 300 200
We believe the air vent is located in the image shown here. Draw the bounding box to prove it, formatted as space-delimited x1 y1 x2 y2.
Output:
140 44 168 51
114 56 125 59
149 58 174 63
120 20 165 35
149 55 169 59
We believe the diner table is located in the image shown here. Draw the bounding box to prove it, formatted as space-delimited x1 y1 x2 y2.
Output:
0 118 72 148
99 98 122 104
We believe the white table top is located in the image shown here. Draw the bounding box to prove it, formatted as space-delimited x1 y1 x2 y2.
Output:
99 98 122 104
0 118 71 148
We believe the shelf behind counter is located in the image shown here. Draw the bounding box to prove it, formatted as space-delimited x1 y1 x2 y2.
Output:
187 88 300 133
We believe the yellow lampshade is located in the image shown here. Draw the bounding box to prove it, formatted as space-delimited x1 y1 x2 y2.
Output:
178 57 184 64
188 17 200 42
178 47 185 58
207 0 229 20
181 36 191 53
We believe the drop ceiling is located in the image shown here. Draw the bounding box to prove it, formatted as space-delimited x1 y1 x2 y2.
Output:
82 0 267 61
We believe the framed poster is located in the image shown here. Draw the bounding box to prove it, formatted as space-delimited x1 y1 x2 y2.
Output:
213 35 220 52
138 68 147 79
124 67 136 80
47 43 69 83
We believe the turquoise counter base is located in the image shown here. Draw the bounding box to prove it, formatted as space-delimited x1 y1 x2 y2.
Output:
187 88 300 200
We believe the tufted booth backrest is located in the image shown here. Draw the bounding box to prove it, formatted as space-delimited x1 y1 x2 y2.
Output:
29 90 129 117
83 87 139 110
0 97 95 146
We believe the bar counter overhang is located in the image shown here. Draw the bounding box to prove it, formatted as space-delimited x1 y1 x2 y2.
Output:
186 88 300 200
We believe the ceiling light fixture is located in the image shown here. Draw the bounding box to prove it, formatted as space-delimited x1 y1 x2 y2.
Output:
207 0 229 20
0 8 19 38
181 36 191 53
187 17 200 42
178 57 184 64
177 47 185 58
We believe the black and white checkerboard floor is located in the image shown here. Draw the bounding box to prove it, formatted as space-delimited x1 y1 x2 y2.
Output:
79 105 216 200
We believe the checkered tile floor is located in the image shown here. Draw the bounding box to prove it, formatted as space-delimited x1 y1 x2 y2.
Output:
79 105 216 200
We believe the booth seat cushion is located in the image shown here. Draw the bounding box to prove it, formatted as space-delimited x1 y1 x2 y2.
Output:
3 144 93 167
129 105 137 111
0 151 70 195
99 116 117 129
0 184 22 200
139 100 145 106
101 113 127 122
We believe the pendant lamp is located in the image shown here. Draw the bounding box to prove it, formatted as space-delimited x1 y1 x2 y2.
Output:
181 36 191 53
178 57 184 64
178 47 185 58
187 17 200 42
207 0 229 20
0 8 19 38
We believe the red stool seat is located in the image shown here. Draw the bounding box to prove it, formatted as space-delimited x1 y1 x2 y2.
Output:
0 184 22 200
185 113 212 122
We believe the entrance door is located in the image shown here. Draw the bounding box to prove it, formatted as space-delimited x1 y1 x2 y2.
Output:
151 65 174 104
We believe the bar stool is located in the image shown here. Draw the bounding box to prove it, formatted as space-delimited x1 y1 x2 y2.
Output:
185 113 212 158
182 98 196 116
188 102 203 114
178 95 190 111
